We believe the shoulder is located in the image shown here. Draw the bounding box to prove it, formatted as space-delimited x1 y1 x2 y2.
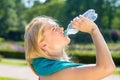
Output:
32 57 84 76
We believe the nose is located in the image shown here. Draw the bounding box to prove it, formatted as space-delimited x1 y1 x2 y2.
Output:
60 27 64 33
60 27 64 30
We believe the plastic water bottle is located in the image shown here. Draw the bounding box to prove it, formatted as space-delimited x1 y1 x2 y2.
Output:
64 9 98 36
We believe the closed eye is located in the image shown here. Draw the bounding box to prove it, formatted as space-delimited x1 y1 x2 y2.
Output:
51 25 60 32
52 27 56 31
51 26 57 32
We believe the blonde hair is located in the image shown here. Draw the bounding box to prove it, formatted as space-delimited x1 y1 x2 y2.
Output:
24 16 69 75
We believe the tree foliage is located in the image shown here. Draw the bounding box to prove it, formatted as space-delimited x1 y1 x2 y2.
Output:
25 0 67 28
0 0 26 40
0 0 120 42
0 0 18 36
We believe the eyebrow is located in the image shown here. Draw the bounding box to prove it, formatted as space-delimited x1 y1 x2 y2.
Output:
45 23 59 31
53 24 60 28
50 24 56 29
45 25 53 31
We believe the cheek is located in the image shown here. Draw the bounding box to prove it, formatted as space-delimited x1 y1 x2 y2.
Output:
56 35 71 44
48 32 70 44
47 35 58 43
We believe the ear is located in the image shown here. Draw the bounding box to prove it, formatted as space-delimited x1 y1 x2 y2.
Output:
39 42 47 50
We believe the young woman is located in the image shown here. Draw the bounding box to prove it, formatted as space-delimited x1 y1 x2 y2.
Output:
24 15 116 80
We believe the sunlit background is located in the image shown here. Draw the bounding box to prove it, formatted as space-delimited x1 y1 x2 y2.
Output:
0 0 120 80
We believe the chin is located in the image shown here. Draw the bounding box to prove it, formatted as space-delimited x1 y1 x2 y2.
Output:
65 36 70 41
65 38 71 45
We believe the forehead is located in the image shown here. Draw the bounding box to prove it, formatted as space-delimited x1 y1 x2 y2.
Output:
44 20 58 30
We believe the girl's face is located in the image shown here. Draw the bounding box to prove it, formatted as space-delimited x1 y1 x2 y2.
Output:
41 21 70 49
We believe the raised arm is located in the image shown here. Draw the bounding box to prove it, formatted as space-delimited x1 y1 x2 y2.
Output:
41 16 116 80
91 25 116 71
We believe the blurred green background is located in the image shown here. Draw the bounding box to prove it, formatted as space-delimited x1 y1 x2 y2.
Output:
0 0 120 65
0 0 120 79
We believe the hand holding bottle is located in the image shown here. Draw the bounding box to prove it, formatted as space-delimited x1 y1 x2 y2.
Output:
64 9 98 36
71 15 98 34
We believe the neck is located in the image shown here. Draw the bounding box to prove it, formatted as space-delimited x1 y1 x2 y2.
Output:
47 47 64 59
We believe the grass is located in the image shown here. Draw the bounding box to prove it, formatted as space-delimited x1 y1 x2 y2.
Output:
113 70 120 75
68 42 120 51
0 59 27 66
0 77 22 80
0 41 24 52
67 42 120 57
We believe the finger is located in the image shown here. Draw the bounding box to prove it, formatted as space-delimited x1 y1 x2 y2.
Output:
76 17 82 23
73 17 82 25
72 21 78 25
79 15 86 22
71 22 78 28
79 15 92 22
71 20 79 27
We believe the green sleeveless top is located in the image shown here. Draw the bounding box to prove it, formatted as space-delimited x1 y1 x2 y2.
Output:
32 57 84 76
